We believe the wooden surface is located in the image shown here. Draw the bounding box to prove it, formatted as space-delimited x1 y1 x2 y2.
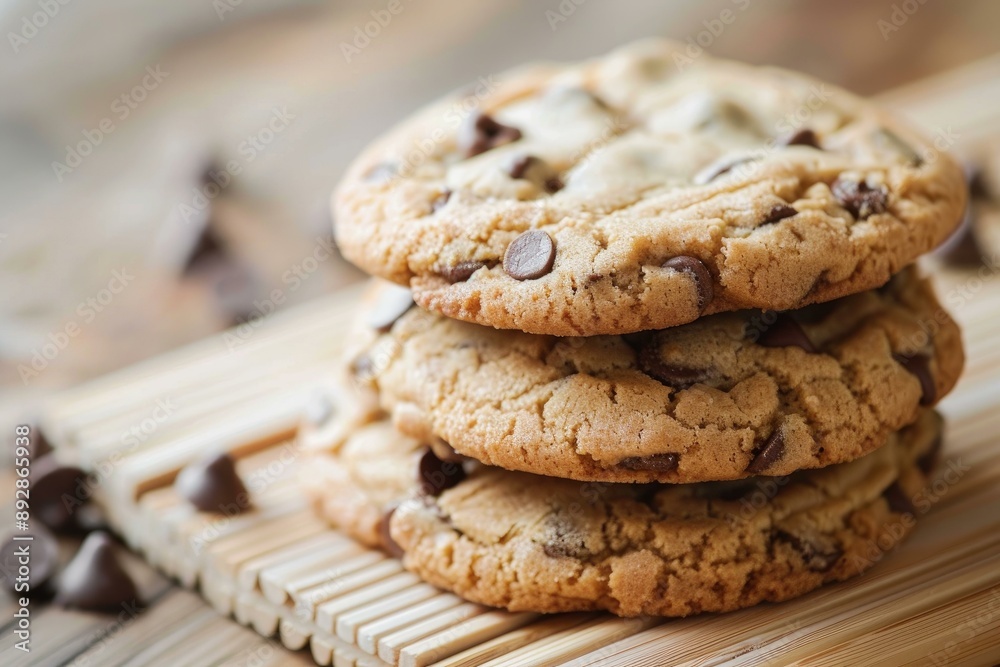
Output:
6 56 1000 667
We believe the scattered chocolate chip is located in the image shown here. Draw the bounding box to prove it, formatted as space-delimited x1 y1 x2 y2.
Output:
938 221 985 268
458 112 522 158
693 155 755 185
506 155 563 193
0 525 59 596
917 435 943 475
968 166 992 201
417 448 466 496
175 453 251 514
893 353 935 405
366 284 415 332
747 429 785 475
883 481 915 515
758 314 818 353
365 162 397 183
761 204 798 225
619 453 679 473
55 532 141 612
638 345 709 388
832 178 889 220
774 530 842 572
441 261 487 284
662 256 714 311
781 128 820 149
32 455 88 533
503 230 556 280
874 128 923 167
430 189 451 212
378 507 404 558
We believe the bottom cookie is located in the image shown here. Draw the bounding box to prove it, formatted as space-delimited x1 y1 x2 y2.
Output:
301 389 940 618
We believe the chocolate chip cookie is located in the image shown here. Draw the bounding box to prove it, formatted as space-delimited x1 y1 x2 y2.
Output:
302 396 942 617
352 267 962 483
332 39 966 335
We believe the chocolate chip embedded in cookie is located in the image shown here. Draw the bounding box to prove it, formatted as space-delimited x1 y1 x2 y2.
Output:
303 396 943 617
332 39 966 335
356 268 963 483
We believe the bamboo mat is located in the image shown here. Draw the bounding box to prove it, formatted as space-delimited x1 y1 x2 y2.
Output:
14 56 1000 666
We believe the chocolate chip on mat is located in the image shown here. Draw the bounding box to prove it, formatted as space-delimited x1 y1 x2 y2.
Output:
662 256 714 311
366 283 415 332
747 429 785 474
893 353 936 405
781 128 820 148
1 525 59 595
458 112 522 158
758 314 817 353
378 507 405 558
441 261 487 284
417 448 466 495
832 178 889 219
32 455 88 533
175 452 251 514
619 453 679 473
503 230 556 280
55 532 141 612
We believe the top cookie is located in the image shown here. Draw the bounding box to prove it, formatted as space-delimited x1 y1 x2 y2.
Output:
333 39 966 335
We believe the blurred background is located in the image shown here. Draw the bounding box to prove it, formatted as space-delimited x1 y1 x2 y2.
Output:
2 0 998 423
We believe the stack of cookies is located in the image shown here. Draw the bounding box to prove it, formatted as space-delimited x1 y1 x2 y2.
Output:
304 40 967 617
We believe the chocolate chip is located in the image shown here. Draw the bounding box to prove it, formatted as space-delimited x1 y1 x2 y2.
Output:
417 448 466 496
662 256 714 311
938 218 986 268
693 155 755 185
781 128 820 148
758 314 817 353
32 455 88 533
0 525 59 595
761 204 798 225
378 507 404 558
506 155 563 193
55 532 141 612
619 453 679 473
747 429 785 474
458 112 522 158
28 427 53 460
917 435 943 475
638 344 709 389
366 284 415 332
441 261 486 284
832 178 889 220
893 353 935 405
874 128 923 166
503 230 556 280
883 481 915 515
431 189 451 212
175 453 251 514
774 530 842 572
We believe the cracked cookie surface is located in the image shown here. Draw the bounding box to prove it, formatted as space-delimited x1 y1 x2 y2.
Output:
353 268 962 483
332 39 966 336
302 393 942 617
